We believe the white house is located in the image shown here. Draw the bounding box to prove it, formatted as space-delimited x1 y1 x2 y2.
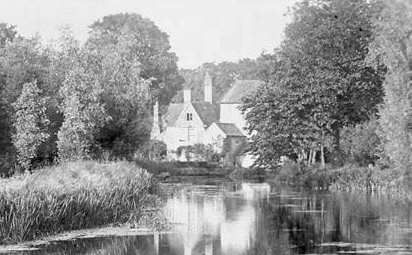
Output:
219 80 263 135
151 72 262 164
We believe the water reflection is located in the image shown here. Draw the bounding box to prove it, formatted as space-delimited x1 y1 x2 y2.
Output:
12 182 412 255
162 183 268 255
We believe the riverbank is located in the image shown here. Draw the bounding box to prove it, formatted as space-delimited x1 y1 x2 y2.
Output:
266 162 411 200
329 165 411 200
0 225 160 254
134 160 233 179
0 160 156 244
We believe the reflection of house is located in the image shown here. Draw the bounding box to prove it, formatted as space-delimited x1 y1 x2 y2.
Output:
151 72 262 162
162 184 269 255
163 191 225 255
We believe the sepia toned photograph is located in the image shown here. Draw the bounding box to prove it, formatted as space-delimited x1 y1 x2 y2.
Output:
0 0 411 254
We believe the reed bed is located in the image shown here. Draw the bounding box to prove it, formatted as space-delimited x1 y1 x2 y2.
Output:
0 160 154 244
330 165 411 200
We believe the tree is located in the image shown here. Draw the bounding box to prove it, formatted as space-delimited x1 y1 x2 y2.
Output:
87 32 152 156
0 34 55 172
0 23 17 47
177 59 261 103
57 64 108 160
368 0 412 176
84 14 179 155
242 0 385 168
86 13 183 106
12 81 49 171
341 118 381 166
281 0 385 162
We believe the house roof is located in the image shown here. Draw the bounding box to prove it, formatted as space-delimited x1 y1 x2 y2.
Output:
163 102 218 127
163 104 184 126
192 102 219 127
215 123 245 137
221 80 263 104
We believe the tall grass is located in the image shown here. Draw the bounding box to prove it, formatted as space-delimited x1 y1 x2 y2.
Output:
0 160 154 244
330 165 409 196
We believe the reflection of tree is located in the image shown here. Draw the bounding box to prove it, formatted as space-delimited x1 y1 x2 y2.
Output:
243 189 411 255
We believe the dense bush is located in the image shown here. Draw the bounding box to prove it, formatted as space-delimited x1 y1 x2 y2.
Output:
341 119 381 166
176 144 220 162
135 140 167 161
0 161 154 244
272 160 334 189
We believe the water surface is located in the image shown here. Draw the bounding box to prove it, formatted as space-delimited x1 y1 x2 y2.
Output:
7 181 412 255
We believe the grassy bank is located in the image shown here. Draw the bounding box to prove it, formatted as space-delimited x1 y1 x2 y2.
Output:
0 160 155 244
269 161 411 199
134 159 232 177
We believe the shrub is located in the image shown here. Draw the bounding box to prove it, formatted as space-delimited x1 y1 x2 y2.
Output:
0 160 154 244
12 81 49 171
176 144 219 162
341 118 381 166
135 140 167 161
273 160 334 188
0 153 18 177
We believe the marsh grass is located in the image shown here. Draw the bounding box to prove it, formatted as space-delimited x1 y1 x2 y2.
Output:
330 165 410 196
0 160 154 244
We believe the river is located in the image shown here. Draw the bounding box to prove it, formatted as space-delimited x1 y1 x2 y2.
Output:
5 179 412 255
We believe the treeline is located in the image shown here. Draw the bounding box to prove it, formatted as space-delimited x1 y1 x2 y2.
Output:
242 0 412 176
176 59 262 103
0 14 184 175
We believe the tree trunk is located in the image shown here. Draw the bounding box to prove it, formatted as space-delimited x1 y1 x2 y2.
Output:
308 149 313 165
312 150 317 164
333 128 344 166
321 131 325 169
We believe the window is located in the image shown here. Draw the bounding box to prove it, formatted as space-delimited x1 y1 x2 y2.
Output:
186 113 193 121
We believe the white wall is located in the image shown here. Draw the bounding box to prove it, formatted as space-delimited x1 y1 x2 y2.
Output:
161 103 207 151
204 123 226 153
219 104 247 135
161 127 188 151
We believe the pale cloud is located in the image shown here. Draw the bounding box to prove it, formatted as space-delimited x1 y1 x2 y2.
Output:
0 0 297 68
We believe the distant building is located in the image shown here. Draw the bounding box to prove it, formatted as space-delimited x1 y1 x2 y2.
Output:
151 72 262 164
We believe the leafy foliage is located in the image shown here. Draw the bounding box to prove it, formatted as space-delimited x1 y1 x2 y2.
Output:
135 140 167 161
57 64 108 160
242 0 384 168
368 0 412 173
12 81 49 171
84 13 182 155
0 23 17 47
341 118 381 166
86 13 183 106
0 35 55 172
176 59 261 103
177 144 218 162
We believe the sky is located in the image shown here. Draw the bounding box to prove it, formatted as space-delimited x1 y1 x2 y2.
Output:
0 0 297 69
